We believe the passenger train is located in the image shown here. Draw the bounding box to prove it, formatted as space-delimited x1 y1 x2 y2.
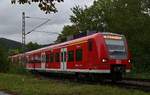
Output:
10 32 131 80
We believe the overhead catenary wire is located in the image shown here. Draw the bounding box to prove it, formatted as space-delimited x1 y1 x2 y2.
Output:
33 30 60 35
25 19 50 35
25 16 50 20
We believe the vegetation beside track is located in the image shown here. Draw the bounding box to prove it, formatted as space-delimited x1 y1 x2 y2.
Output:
0 73 149 95
126 72 150 79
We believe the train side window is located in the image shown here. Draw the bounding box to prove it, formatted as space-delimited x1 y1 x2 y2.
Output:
61 52 63 62
30 56 34 63
38 55 41 62
88 39 93 51
46 54 49 63
55 53 60 62
50 53 54 63
64 52 66 62
41 54 46 63
68 50 74 62
76 49 82 61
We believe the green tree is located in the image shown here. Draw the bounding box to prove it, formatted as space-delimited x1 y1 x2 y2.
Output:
101 0 150 72
26 42 41 51
70 0 114 32
11 0 64 13
55 25 79 43
70 0 150 36
8 49 20 56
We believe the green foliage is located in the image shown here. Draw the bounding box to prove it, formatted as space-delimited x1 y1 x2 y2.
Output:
7 63 30 75
126 72 150 79
0 47 9 72
0 43 29 74
8 48 21 55
55 25 79 43
26 42 41 51
11 0 64 13
57 0 150 73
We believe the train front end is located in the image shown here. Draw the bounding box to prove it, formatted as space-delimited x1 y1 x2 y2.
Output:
101 33 131 80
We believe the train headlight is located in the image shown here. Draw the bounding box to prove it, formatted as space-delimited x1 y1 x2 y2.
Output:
102 58 108 63
128 59 131 63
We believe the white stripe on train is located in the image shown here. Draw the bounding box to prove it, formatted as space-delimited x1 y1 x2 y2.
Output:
26 68 131 73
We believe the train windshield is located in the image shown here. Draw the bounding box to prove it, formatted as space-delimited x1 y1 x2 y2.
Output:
104 35 127 59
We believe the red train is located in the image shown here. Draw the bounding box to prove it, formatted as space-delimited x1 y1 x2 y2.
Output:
10 32 131 80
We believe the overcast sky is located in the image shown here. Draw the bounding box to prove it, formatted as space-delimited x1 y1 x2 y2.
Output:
0 0 94 45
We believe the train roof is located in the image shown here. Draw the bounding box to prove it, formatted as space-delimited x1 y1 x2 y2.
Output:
101 32 123 36
11 32 123 56
25 32 100 54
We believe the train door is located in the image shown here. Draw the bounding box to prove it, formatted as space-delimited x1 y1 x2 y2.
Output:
88 39 94 68
41 52 46 70
61 48 67 71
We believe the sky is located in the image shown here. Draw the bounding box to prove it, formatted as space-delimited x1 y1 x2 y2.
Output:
0 0 94 45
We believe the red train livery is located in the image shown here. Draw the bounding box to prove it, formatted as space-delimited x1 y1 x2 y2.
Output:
10 32 131 79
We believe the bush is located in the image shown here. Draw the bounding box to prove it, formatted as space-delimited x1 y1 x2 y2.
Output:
0 46 29 75
7 62 30 75
0 47 9 72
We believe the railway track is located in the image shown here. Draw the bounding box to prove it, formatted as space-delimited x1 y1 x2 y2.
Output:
76 78 150 92
35 72 150 92
124 78 150 82
114 78 150 92
84 78 150 92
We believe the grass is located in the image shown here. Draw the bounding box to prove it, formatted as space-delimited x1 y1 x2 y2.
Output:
0 73 149 95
